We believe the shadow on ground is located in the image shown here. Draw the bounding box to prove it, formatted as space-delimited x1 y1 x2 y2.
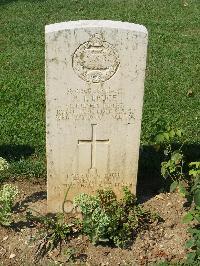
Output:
14 191 47 213
0 0 46 5
11 190 47 231
0 144 35 161
136 142 200 202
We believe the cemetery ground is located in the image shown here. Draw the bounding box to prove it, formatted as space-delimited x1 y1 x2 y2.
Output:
1 0 200 265
0 178 191 265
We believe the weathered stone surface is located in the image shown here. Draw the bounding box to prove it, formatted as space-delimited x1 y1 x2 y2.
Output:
45 20 148 212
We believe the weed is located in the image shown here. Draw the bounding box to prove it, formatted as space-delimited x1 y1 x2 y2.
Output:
26 211 79 262
188 162 200 207
0 157 9 183
74 187 160 248
151 120 186 193
0 184 18 226
161 148 185 190
150 117 183 148
0 157 9 171
182 162 200 264
185 225 200 264
153 121 200 265
62 247 77 263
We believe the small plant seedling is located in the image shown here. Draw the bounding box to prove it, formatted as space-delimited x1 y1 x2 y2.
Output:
62 247 77 262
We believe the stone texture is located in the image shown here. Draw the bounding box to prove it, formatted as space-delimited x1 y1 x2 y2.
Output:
45 20 148 212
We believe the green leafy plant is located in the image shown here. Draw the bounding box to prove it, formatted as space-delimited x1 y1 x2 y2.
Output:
27 211 79 262
153 121 200 265
0 184 18 226
62 247 78 263
74 187 160 248
179 161 200 224
161 148 187 194
161 151 200 265
185 225 200 264
151 120 185 193
182 162 200 264
0 157 9 171
188 162 200 207
0 157 9 183
161 154 200 264
150 118 183 150
162 157 200 264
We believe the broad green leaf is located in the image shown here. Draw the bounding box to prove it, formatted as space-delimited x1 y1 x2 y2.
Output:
188 227 199 234
194 189 200 207
163 132 170 141
182 212 194 223
176 129 183 138
189 162 200 168
194 213 200 223
197 239 200 249
191 182 200 192
170 181 178 192
161 164 168 178
178 182 187 196
185 239 195 248
189 169 198 177
186 252 196 263
169 129 175 138
171 151 183 164
155 133 165 143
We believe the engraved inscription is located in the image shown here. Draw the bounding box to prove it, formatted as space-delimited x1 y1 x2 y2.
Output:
65 172 132 188
56 87 135 122
56 105 134 121
72 33 120 83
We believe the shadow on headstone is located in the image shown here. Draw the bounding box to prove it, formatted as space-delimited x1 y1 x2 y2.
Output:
0 144 35 161
137 142 200 202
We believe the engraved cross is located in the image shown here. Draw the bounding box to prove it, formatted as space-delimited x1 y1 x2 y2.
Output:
78 124 109 172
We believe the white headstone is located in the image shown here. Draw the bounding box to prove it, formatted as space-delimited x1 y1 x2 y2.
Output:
46 20 148 212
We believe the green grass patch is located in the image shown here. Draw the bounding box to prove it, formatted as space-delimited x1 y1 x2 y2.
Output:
1 0 199 179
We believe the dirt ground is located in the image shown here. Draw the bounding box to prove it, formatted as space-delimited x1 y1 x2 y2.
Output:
0 179 190 266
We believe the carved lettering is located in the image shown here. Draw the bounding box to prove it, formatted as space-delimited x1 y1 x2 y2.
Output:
55 87 135 122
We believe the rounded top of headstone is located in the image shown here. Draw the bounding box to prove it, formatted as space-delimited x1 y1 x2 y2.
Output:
45 20 148 36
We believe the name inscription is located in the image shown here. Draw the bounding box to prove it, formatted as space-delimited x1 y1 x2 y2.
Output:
56 87 135 122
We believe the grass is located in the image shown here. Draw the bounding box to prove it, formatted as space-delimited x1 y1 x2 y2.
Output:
0 0 200 179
